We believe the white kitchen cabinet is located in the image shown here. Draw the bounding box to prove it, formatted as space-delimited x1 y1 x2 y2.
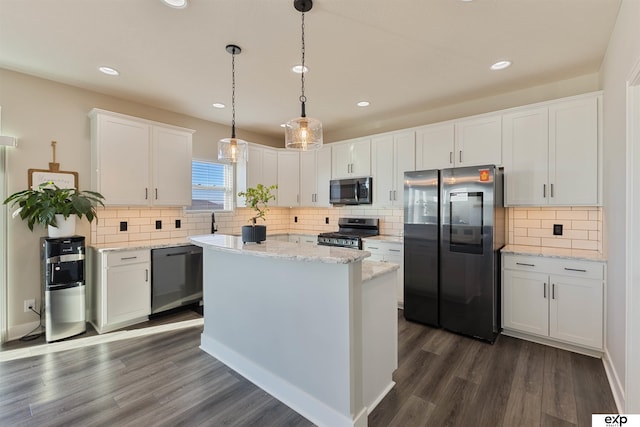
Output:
363 240 404 306
277 151 300 207
502 253 604 352
331 138 371 178
503 93 601 206
415 114 501 170
372 131 415 208
245 144 278 201
299 145 332 207
89 109 194 207
90 248 151 334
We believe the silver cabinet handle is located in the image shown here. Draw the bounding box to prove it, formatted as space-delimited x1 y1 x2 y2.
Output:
389 190 393 201
121 256 138 260
155 188 158 200
544 282 547 298
550 183 554 198
145 269 149 282
459 150 463 163
543 184 546 198
516 262 535 267
393 190 397 200
388 248 401 253
368 246 379 250
449 151 453 164
564 267 587 272
145 188 148 200
552 283 555 299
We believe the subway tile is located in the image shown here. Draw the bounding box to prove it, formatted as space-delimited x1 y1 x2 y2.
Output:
541 219 568 230
540 238 572 249
513 236 541 246
572 240 599 250
129 217 151 226
571 220 598 230
513 227 528 237
120 209 140 217
589 230 599 241
128 232 152 241
527 228 552 238
513 219 541 228
527 210 557 220
556 210 589 220
563 229 589 240
97 226 118 236
588 210 599 221
104 234 130 244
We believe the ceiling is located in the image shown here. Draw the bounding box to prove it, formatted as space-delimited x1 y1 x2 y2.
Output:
0 0 621 143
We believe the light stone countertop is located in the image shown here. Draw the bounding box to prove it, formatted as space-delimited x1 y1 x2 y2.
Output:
91 238 194 253
361 260 399 282
501 244 607 262
189 233 370 264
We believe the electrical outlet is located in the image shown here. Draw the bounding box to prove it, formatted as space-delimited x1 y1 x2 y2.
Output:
24 299 35 313
155 220 162 230
325 217 329 224
175 219 181 229
294 216 298 223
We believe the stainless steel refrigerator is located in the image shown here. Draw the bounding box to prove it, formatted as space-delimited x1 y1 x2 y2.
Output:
404 165 505 342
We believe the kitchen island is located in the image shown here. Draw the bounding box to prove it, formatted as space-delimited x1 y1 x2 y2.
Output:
189 234 398 427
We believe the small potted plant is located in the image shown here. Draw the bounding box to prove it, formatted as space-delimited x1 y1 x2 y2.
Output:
3 182 105 237
237 183 277 244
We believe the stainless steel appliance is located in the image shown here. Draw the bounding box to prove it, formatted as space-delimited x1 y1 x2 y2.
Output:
151 245 203 314
41 236 86 342
404 165 504 342
317 217 379 249
329 177 372 205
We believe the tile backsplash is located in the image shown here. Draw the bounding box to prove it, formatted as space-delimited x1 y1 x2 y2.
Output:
91 205 602 254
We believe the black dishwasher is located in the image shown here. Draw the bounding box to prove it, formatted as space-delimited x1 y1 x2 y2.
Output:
151 245 203 314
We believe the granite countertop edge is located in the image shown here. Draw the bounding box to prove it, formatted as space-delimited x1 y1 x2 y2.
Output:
362 260 400 282
501 244 607 262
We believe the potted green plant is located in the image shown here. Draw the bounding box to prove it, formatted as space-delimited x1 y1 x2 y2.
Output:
3 181 105 237
237 183 277 243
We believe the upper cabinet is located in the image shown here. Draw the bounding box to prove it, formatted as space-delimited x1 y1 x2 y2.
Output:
277 151 300 207
415 114 502 170
300 145 332 207
246 144 278 192
372 131 415 208
89 109 194 207
332 138 371 179
503 93 601 206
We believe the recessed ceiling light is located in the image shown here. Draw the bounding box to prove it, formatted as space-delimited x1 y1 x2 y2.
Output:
292 65 309 74
212 103 225 109
357 101 370 107
98 66 119 76
490 60 512 71
162 0 188 8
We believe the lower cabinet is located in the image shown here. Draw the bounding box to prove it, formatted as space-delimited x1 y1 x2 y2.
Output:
502 253 604 352
363 239 404 306
90 248 151 334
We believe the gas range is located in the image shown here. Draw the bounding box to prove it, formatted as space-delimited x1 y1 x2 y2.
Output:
317 218 379 249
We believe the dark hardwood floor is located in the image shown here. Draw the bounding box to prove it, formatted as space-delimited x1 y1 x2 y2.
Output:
0 310 616 426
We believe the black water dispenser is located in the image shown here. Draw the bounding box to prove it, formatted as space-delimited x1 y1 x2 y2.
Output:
40 236 86 342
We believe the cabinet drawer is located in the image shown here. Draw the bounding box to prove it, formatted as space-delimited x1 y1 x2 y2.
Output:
503 254 604 280
107 250 150 267
503 255 554 272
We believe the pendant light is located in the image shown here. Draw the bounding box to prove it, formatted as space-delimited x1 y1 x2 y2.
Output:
285 0 323 150
218 44 248 163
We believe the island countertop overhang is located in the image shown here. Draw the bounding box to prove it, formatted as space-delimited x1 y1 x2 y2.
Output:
189 233 370 264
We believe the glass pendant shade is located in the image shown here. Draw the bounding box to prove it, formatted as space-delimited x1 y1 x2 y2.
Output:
218 137 247 163
285 116 322 150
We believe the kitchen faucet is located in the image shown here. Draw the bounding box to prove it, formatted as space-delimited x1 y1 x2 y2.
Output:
211 212 217 234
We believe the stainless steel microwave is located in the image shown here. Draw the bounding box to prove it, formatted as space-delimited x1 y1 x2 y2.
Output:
329 177 372 205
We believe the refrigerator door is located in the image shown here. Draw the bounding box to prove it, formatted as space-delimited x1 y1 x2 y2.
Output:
403 169 440 327
440 165 500 342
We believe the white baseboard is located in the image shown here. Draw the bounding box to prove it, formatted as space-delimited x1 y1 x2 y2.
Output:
7 320 41 342
603 348 626 413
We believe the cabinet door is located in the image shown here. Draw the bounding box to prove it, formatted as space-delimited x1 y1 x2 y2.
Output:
246 145 264 190
277 151 300 207
351 139 371 177
503 107 549 205
394 131 415 207
455 114 502 167
549 96 599 205
502 269 549 336
315 146 332 207
106 263 150 325
415 123 454 170
96 114 150 205
372 135 395 207
332 142 352 178
152 126 192 206
549 275 603 348
299 150 317 206
262 148 278 193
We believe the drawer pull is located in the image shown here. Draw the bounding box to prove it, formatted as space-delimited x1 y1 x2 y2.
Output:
145 269 149 282
388 249 401 252
516 262 535 267
368 246 379 250
564 267 587 273
121 256 138 260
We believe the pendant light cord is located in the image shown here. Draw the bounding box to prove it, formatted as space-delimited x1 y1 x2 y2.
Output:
231 48 237 138
299 11 307 117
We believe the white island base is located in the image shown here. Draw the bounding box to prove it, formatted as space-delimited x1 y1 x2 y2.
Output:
190 235 398 427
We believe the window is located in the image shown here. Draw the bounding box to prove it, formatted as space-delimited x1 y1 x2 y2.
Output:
188 160 234 211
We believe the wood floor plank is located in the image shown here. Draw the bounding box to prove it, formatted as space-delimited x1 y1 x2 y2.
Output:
423 376 479 426
542 346 578 425
387 394 435 427
570 351 618 425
